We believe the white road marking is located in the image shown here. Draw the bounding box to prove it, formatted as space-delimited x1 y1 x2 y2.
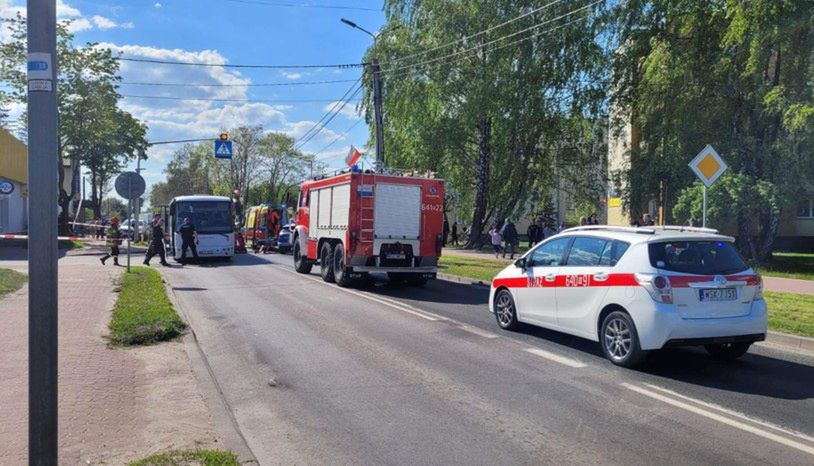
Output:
523 347 587 368
457 324 500 339
273 265 438 321
622 383 814 456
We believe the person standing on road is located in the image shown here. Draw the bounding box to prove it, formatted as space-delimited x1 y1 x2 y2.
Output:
143 217 169 266
500 219 519 260
100 217 121 266
489 225 502 258
178 216 199 262
450 222 459 246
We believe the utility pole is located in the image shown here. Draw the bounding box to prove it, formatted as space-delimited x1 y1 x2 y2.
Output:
133 151 145 242
371 57 384 171
27 1 59 464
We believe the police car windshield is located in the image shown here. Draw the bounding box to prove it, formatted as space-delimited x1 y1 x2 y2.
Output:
648 240 748 275
176 201 232 234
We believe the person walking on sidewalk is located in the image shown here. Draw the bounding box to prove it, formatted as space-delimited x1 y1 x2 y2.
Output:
489 225 503 258
100 217 122 266
178 216 199 263
143 216 169 266
500 218 519 259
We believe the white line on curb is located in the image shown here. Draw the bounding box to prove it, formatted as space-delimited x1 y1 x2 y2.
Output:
523 347 587 368
621 383 814 456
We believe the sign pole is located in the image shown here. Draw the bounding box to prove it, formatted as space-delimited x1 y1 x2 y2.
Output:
27 1 59 464
702 186 707 228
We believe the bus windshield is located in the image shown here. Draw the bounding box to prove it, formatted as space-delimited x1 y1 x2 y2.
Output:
175 201 233 234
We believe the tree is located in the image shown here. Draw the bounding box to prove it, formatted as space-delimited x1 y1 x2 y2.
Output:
149 143 214 206
368 0 608 247
256 132 312 205
210 126 265 219
101 197 127 220
610 0 814 262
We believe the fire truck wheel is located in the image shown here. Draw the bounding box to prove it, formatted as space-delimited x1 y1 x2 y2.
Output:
293 240 312 274
320 242 336 283
333 243 353 288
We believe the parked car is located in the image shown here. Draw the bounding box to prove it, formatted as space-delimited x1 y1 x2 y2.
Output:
489 225 767 367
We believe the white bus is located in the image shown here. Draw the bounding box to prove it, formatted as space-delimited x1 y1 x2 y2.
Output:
168 195 235 260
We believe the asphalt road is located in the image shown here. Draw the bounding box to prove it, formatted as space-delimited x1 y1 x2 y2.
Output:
162 252 814 465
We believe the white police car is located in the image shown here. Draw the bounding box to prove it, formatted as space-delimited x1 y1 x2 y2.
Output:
489 226 767 367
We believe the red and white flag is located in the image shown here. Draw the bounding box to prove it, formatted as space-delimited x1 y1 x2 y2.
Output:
345 145 362 167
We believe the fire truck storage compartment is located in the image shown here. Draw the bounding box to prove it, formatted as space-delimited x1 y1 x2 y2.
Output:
374 183 421 241
310 183 350 239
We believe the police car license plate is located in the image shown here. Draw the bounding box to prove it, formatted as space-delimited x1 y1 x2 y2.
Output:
700 288 737 302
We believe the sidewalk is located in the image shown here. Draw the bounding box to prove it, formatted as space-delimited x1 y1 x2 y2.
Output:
0 253 220 464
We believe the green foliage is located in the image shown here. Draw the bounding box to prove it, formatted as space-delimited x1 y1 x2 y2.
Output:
673 174 780 230
757 252 814 281
0 268 26 298
128 450 239 466
109 267 186 346
439 255 508 283
101 197 128 219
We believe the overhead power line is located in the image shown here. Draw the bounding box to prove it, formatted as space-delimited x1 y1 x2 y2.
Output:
118 57 365 69
381 0 601 75
119 78 359 88
120 94 362 104
295 85 363 150
312 118 364 158
294 79 363 150
385 0 565 65
225 0 380 11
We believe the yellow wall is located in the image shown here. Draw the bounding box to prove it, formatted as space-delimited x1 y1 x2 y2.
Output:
0 128 27 184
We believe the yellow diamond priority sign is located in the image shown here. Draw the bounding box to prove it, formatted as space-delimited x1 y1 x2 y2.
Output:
689 144 727 187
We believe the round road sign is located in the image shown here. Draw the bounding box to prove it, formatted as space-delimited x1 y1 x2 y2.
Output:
0 179 14 195
115 171 146 200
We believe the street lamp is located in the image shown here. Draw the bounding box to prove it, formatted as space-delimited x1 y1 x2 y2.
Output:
341 17 385 171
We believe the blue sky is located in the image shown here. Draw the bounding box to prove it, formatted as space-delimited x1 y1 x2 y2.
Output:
1 0 385 197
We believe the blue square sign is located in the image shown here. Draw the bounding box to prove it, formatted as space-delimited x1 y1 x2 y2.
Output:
215 140 233 159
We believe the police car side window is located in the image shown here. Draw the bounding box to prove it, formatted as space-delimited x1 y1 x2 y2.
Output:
529 237 571 267
567 237 609 266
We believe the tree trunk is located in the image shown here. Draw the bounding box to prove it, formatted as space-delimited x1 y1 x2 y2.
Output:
466 115 491 249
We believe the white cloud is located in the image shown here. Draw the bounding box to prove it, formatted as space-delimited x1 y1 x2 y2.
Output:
323 101 361 119
316 146 351 161
281 71 302 81
154 2 162 8
66 17 92 32
56 0 81 18
92 15 134 30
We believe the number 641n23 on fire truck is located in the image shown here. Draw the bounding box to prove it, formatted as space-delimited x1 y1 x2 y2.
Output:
292 169 445 287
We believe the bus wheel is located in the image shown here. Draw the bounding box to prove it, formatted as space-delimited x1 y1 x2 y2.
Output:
293 240 312 274
333 243 353 288
320 242 335 283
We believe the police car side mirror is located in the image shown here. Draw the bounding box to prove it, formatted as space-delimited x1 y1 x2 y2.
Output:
515 257 527 270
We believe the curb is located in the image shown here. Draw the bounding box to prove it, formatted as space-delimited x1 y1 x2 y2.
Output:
437 272 490 287
160 273 258 464
763 330 814 353
437 273 814 356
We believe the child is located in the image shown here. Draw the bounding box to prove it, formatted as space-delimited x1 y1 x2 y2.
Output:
489 226 502 258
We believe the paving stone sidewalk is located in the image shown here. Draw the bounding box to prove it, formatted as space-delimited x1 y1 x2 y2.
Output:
0 253 220 464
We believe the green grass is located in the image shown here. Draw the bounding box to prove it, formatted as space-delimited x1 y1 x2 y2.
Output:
765 291 814 338
439 255 509 283
128 450 239 466
757 252 814 281
109 266 186 346
0 268 27 298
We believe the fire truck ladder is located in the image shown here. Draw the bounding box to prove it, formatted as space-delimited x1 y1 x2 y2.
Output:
359 173 375 247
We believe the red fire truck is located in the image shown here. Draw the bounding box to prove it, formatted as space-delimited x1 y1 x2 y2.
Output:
292 169 445 287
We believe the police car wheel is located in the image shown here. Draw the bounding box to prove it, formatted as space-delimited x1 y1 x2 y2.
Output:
494 289 519 330
293 240 312 274
320 242 335 283
601 311 648 367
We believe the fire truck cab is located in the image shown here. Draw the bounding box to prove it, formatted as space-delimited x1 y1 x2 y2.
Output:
293 169 445 287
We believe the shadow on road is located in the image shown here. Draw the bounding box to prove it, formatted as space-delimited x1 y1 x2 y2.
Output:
368 277 491 306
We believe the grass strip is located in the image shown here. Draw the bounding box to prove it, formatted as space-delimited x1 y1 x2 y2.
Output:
757 252 814 281
0 268 27 298
128 450 238 466
109 266 186 346
765 291 814 338
439 255 507 283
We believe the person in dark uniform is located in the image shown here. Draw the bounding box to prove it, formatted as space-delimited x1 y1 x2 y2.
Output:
143 216 169 266
100 217 121 266
178 216 199 262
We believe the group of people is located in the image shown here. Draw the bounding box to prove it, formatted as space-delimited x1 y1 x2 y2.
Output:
99 215 200 267
579 213 601 226
442 220 461 247
629 213 656 228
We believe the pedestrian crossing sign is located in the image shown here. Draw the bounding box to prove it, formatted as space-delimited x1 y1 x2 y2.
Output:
689 144 727 187
215 140 233 159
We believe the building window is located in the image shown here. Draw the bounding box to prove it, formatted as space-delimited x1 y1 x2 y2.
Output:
797 199 813 219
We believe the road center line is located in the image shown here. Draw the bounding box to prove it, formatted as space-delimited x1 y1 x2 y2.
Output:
523 347 587 368
457 324 500 339
621 383 814 456
272 265 438 321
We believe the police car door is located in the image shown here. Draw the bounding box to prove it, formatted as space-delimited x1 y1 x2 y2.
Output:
555 236 617 338
517 237 571 326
